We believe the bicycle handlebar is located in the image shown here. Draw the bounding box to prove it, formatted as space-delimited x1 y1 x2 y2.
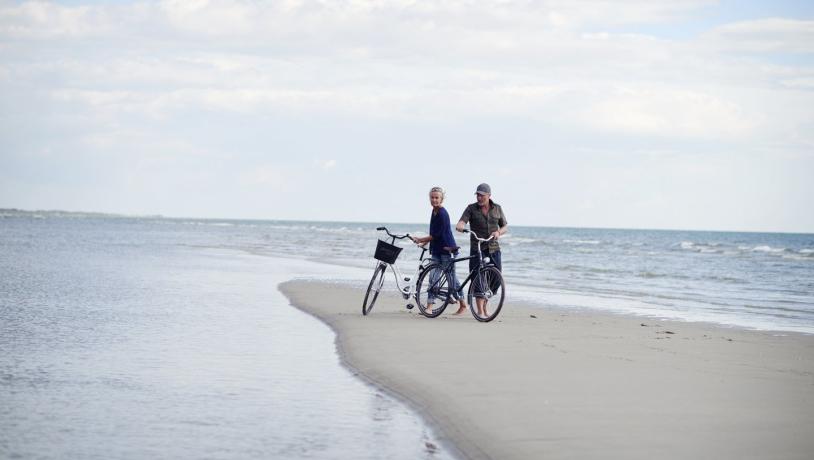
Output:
458 228 495 243
377 226 415 242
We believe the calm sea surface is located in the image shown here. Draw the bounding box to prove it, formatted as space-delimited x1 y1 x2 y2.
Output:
2 213 813 458
0 214 457 460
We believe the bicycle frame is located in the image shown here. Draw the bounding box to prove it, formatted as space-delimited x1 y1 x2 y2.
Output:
436 231 495 290
378 254 431 300
375 227 431 301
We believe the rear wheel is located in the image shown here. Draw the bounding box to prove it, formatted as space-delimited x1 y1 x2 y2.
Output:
362 264 386 315
467 266 505 322
416 264 451 318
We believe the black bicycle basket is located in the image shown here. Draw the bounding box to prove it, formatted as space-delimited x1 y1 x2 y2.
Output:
374 239 402 264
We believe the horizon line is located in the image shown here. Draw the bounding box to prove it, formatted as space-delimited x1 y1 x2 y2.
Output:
3 207 813 236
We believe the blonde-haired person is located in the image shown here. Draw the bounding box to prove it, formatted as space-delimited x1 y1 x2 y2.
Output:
413 186 468 315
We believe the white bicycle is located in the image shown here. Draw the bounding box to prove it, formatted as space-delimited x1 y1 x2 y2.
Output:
362 226 432 315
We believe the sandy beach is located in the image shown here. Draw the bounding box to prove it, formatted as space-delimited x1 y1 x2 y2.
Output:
280 280 814 460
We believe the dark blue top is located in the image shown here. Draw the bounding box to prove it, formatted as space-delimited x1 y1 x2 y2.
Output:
429 207 458 256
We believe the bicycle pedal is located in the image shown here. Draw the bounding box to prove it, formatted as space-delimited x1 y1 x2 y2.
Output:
406 304 414 310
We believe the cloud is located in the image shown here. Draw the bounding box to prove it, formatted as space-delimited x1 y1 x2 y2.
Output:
0 0 718 42
0 0 125 39
780 77 814 89
239 165 286 188
582 87 756 139
1 0 813 230
702 18 814 54
1 1 809 147
314 159 336 170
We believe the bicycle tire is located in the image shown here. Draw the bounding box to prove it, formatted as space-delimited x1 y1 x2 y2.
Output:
362 264 386 315
467 266 505 322
416 263 451 318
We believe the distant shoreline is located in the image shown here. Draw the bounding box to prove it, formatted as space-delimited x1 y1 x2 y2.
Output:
0 208 163 219
3 208 812 235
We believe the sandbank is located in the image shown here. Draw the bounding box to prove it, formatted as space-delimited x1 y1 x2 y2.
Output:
280 280 814 460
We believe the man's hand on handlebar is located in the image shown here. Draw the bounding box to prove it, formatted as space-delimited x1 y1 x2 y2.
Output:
457 227 495 242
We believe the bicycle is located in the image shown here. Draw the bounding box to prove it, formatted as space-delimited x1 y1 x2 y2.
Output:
362 226 432 315
415 229 506 322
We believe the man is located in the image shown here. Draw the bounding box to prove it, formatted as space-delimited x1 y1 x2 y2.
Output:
456 183 508 317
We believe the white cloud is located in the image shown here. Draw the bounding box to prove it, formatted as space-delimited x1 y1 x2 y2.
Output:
582 87 757 139
0 0 718 42
703 18 814 54
780 77 814 89
1 1 806 147
239 165 287 188
0 0 120 39
1 0 812 230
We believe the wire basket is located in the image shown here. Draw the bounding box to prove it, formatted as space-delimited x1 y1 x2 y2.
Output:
374 239 402 264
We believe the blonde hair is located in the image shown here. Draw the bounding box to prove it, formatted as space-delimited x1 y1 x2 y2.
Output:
429 186 445 199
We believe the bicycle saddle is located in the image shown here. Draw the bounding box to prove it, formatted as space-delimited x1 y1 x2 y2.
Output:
443 246 460 254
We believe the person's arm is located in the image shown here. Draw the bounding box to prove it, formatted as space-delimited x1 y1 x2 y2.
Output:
440 209 455 243
417 212 441 246
491 206 508 240
414 235 432 245
456 206 470 232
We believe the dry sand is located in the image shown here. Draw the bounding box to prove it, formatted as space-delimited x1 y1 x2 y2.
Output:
280 280 814 460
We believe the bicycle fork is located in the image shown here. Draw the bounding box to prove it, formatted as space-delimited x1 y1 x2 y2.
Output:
397 273 416 309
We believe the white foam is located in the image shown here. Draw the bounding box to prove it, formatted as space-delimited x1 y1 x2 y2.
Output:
564 239 601 245
503 236 539 245
752 245 786 253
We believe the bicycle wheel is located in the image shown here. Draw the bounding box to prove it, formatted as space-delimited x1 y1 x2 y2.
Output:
362 264 386 315
467 266 505 322
416 263 451 318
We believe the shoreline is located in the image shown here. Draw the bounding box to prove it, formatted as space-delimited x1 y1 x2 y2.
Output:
280 279 814 460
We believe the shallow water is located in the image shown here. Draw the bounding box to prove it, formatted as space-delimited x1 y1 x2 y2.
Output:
0 216 456 459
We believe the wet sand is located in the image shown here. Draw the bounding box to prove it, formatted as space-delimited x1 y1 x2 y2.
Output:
280 280 814 460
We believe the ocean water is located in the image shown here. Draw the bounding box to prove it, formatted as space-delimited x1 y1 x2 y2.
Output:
0 214 457 460
2 214 813 458
63 213 810 333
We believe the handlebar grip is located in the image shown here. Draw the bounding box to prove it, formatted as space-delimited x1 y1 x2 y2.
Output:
376 227 386 231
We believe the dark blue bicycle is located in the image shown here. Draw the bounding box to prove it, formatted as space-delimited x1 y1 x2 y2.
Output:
415 229 506 322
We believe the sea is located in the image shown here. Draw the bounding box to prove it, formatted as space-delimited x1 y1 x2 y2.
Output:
2 212 813 459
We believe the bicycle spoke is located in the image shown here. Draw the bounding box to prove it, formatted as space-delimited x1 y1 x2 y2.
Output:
363 264 386 315
467 266 505 322
416 264 451 318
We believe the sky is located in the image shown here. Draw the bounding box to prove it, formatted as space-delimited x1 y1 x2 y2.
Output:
1 0 813 233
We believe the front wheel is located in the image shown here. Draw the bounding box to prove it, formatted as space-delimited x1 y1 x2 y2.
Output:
416 263 451 318
362 264 386 315
467 266 505 322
